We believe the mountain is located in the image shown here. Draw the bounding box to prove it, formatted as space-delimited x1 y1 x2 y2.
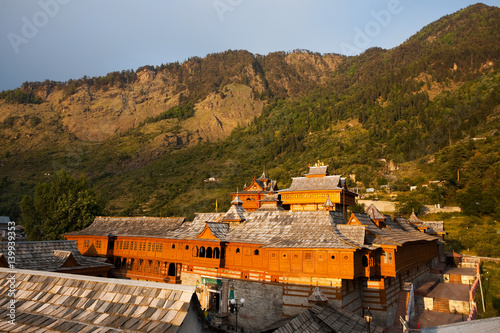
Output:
0 3 499 221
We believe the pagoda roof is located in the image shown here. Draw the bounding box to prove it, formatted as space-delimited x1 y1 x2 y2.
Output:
258 170 269 181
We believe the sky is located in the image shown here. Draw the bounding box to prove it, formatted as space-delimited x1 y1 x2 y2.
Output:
0 0 498 92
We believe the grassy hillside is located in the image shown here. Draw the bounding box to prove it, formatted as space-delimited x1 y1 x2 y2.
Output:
0 4 499 225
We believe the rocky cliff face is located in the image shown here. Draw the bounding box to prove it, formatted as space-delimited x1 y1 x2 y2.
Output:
0 51 344 152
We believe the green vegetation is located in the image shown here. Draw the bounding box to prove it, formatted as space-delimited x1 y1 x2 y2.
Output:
142 103 195 123
0 4 498 249
476 261 500 318
0 89 43 104
20 170 105 241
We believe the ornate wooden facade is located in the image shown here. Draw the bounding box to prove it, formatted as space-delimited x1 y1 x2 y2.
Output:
65 167 440 330
279 163 357 213
229 171 279 211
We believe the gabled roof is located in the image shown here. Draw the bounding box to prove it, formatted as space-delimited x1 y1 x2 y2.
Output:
274 303 384 333
393 217 420 232
280 175 343 192
336 225 366 247
323 197 335 208
65 216 185 237
225 211 356 248
384 215 403 230
196 223 229 242
0 267 197 332
306 165 329 176
365 204 386 220
217 203 246 222
350 213 437 246
0 241 110 272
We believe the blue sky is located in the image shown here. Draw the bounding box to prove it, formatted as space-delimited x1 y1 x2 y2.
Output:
0 0 498 91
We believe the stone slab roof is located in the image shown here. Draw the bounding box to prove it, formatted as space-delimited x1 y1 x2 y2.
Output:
0 268 196 332
274 303 384 333
393 217 420 232
217 204 246 222
336 225 365 248
383 215 402 230
0 241 110 272
421 221 445 233
206 223 229 241
306 165 329 176
352 213 436 246
225 211 356 249
365 204 386 220
280 175 342 192
65 216 186 237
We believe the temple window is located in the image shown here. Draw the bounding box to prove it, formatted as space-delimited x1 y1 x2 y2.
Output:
254 249 260 256
185 245 189 250
200 246 206 258
236 248 240 254
214 247 220 259
206 247 213 258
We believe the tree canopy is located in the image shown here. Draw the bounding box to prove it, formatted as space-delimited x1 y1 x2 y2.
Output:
20 170 105 240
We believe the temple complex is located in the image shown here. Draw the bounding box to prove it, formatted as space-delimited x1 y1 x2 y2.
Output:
229 170 279 211
65 164 442 331
279 162 357 216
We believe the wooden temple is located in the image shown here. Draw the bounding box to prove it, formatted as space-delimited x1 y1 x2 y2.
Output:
65 164 441 331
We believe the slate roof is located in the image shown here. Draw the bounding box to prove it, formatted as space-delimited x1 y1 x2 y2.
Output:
352 213 437 246
225 211 356 249
421 221 445 234
365 204 386 220
206 223 229 241
383 215 402 230
0 241 111 272
65 216 186 237
167 213 222 240
274 303 384 333
217 203 246 222
280 175 343 192
306 165 329 176
335 225 366 248
0 267 196 332
393 217 419 232
323 197 335 208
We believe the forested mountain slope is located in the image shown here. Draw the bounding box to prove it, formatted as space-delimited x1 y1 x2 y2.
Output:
0 3 498 220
